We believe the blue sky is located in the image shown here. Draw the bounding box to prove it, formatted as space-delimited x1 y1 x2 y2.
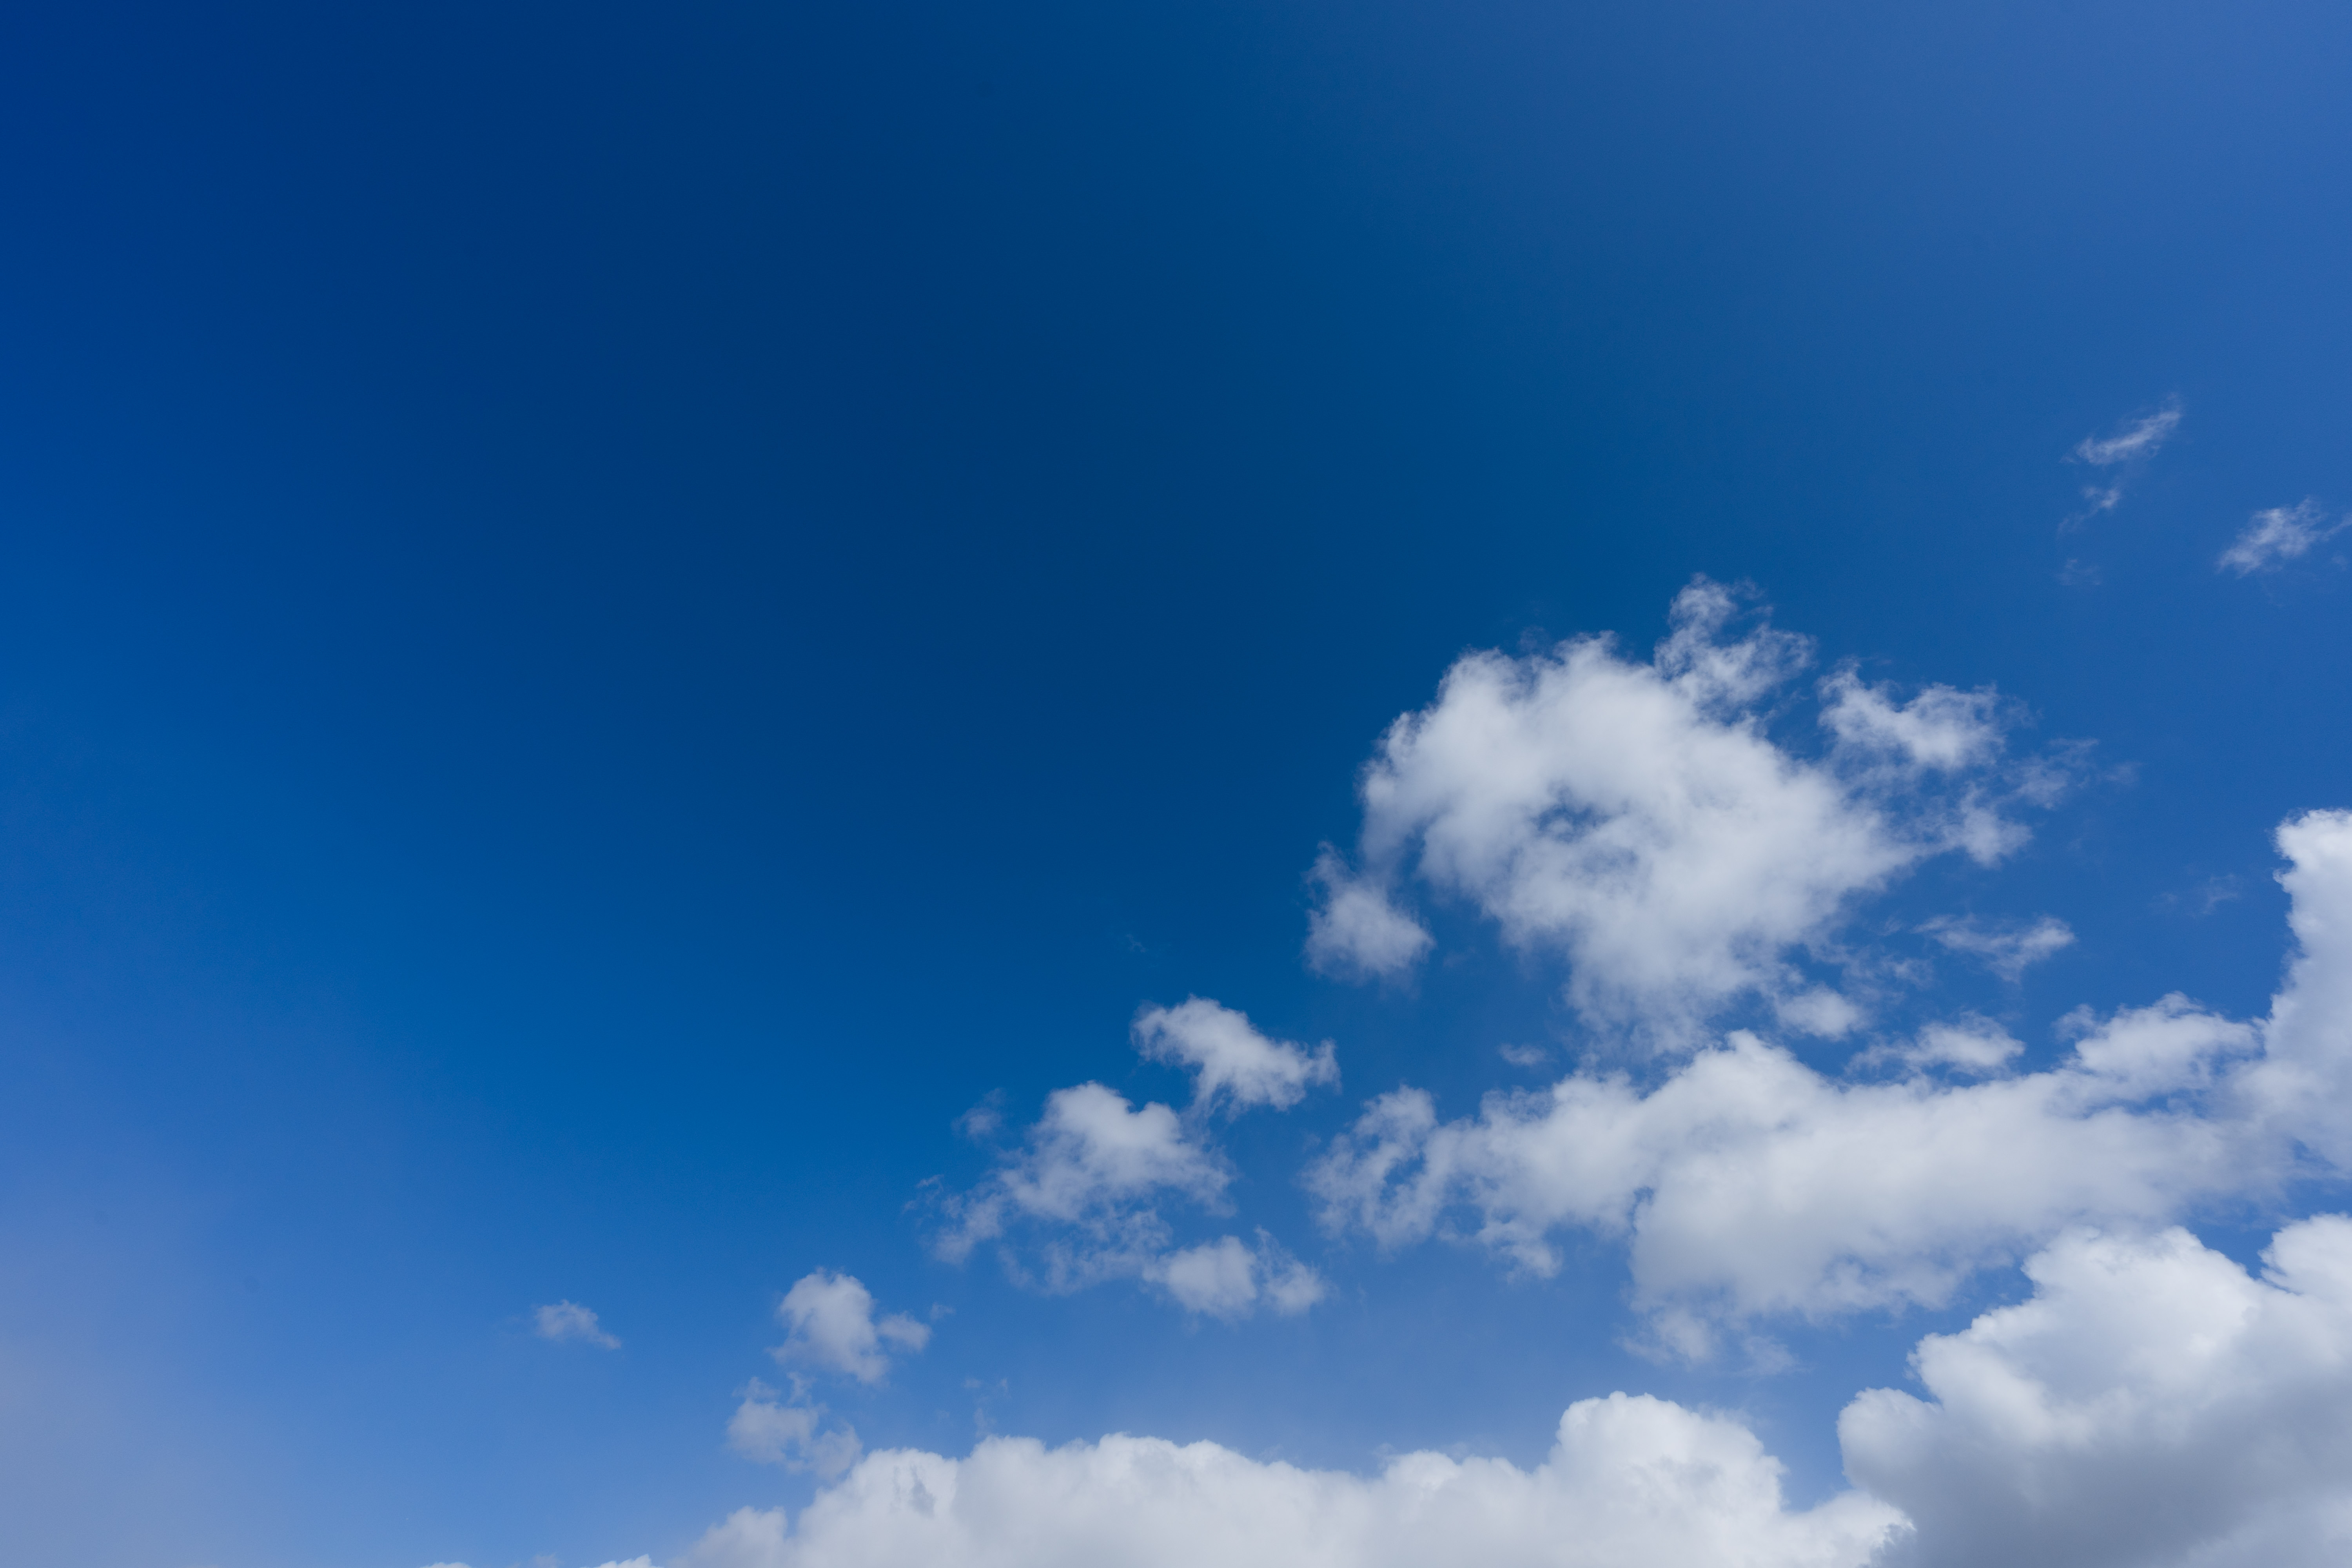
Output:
3 3 2351 1566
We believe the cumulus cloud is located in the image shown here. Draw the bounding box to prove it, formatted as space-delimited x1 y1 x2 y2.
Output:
1310 579 2056 1043
1143 1231 1326 1319
670 1392 1902 1568
1304 848 1434 979
1309 810 2352 1344
1921 914 2076 981
2233 810 2352 1165
773 1271 929 1384
533 1300 621 1349
932 1000 1331 1315
933 1083 1229 1286
1132 998 1338 1114
2218 499 2348 575
1843 1218 2352 1568
729 1379 864 1479
1310 998 2260 1341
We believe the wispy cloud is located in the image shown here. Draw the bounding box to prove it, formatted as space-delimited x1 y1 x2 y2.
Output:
532 1300 620 1349
2064 400 2181 526
2218 499 2349 575
2071 403 2181 467
1920 914 2076 982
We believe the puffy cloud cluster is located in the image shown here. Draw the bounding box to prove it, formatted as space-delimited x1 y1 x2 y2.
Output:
1310 999 2260 1341
673 1392 1902 1568
1308 810 2352 1348
1306 580 2060 1043
932 999 1331 1315
644 1215 2352 1568
725 1270 931 1479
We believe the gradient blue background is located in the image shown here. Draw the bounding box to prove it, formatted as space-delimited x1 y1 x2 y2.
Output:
2 2 2348 1564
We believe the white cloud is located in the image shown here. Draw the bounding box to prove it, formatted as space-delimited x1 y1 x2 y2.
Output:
1842 1218 2352 1568
1132 997 1338 1114
1921 914 2076 981
1310 997 2260 1339
2065 402 2181 523
1304 848 1433 979
773 1271 929 1385
933 1083 1229 1287
933 1002 1330 1312
2233 810 2352 1165
1312 579 2053 1043
669 1392 1902 1568
2218 499 2348 575
532 1300 621 1349
1310 810 2352 1343
1143 1231 1326 1319
2072 403 2181 467
728 1379 863 1479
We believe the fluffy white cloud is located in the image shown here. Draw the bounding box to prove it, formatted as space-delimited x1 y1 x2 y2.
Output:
1143 1231 1325 1319
1920 915 2075 981
1132 997 1338 1114
1310 580 2053 1042
671 1392 1902 1568
1310 809 2352 1341
1310 998 2259 1338
1304 848 1434 979
1842 1218 2352 1568
729 1379 864 1479
2218 499 2347 575
774 1270 929 1385
935 1001 1330 1314
2234 809 2352 1165
533 1300 621 1349
934 1083 1229 1287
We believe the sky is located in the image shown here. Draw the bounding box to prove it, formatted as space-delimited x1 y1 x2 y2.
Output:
2 2 2350 1565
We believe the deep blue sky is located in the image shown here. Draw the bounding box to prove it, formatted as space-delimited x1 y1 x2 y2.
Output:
3 3 2348 1565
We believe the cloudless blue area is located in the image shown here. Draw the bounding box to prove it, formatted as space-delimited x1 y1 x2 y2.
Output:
2 2 2348 1564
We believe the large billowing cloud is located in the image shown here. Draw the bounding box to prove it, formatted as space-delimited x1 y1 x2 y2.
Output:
1307 580 2060 1044
675 1392 1903 1568
581 1220 2352 1568
1308 809 2352 1345
1844 1218 2352 1568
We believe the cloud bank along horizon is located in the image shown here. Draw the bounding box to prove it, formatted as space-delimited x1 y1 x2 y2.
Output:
497 578 2352 1568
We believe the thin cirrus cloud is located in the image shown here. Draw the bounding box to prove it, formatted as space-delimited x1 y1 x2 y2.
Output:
532 1300 621 1350
929 999 1331 1315
2067 400 2182 518
1304 578 2068 1047
2218 499 2350 575
1920 913 2076 982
